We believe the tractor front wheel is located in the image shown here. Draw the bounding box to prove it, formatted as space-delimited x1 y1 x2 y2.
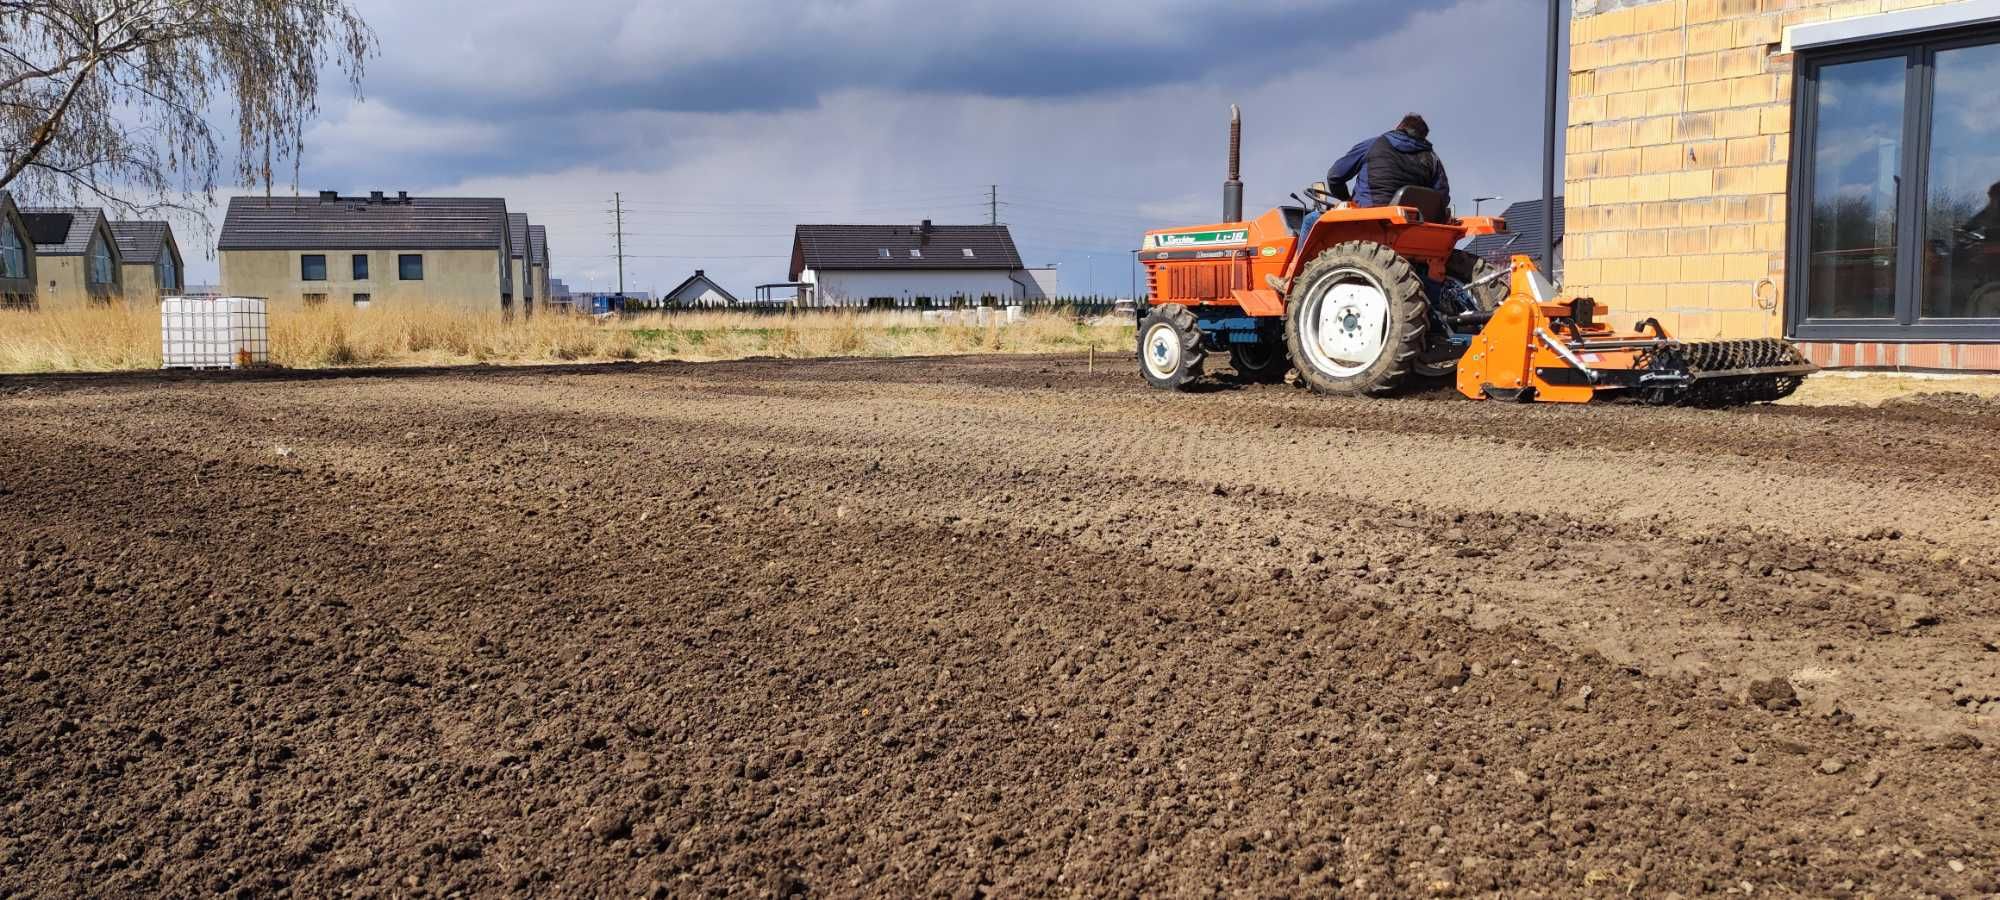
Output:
1284 241 1429 396
1138 304 1205 391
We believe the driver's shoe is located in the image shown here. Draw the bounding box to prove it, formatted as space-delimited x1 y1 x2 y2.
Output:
1265 274 1289 294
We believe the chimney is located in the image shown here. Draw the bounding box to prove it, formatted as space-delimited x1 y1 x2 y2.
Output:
369 190 385 202
318 190 339 203
397 191 408 203
695 269 704 277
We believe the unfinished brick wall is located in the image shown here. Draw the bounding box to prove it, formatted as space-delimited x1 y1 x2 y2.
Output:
1564 0 1968 342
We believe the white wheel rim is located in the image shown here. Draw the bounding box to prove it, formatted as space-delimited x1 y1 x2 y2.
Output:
1299 267 1391 378
1143 322 1183 379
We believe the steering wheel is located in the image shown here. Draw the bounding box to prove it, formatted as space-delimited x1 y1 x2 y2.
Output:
1304 184 1347 211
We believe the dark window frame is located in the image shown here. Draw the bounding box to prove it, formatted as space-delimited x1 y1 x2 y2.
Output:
1788 23 2000 342
398 254 424 281
301 254 328 282
352 254 369 280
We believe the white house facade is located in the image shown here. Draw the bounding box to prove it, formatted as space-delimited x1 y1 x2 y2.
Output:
790 222 1045 307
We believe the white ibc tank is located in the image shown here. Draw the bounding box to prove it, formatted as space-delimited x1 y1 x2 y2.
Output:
161 297 270 369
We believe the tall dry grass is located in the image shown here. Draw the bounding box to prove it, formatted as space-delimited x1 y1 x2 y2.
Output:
0 303 1134 373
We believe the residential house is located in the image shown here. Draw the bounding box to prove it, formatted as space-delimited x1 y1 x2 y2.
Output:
789 221 1043 307
1566 0 2000 370
109 221 186 304
22 206 121 308
1462 197 1564 276
218 191 515 311
651 270 739 309
508 213 534 317
0 191 37 309
529 225 551 306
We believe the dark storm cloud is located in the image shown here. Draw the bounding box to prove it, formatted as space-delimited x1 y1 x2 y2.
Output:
361 0 1460 118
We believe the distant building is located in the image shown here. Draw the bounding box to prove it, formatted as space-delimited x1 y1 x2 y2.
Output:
529 225 551 307
507 213 534 317
0 191 38 310
218 191 516 311
658 270 739 309
1461 197 1564 276
789 222 1044 307
109 221 186 305
22 206 122 308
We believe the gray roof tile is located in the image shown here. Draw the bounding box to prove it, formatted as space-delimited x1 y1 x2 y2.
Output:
529 225 548 266
792 224 1023 279
509 213 530 260
218 194 509 252
21 207 109 256
1463 197 1564 269
109 221 174 264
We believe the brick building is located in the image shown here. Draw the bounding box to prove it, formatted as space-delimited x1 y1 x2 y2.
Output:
1566 0 2000 370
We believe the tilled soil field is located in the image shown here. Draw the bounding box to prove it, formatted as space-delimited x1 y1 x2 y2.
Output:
1 355 1997 897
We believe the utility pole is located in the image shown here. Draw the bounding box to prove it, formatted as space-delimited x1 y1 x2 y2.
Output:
613 192 626 299
989 185 999 226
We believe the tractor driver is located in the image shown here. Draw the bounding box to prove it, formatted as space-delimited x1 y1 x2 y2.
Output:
1300 114 1452 239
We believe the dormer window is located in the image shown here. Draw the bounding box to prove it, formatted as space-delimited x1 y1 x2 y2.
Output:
0 220 22 278
878 249 891 259
910 249 922 259
962 248 976 259
86 234 114 285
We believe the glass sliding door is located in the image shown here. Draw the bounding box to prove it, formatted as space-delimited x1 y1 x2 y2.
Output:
1791 29 2000 340
1922 41 2000 321
1801 55 1908 323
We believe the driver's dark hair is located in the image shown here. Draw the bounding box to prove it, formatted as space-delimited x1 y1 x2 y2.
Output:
1397 114 1430 140
1989 180 2000 196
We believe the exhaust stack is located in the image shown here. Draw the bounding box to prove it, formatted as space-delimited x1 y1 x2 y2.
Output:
1223 105 1244 223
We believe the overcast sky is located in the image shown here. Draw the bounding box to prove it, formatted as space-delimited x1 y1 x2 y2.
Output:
189 0 1565 297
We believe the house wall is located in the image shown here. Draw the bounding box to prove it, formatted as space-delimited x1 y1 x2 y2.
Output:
532 264 550 306
511 258 534 310
120 263 163 305
37 255 120 310
221 248 507 311
0 209 34 307
1565 0 1982 368
805 269 1027 306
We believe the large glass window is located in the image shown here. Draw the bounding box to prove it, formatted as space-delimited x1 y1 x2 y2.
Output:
399 254 424 280
1794 31 2000 339
352 254 369 280
1802 56 1905 322
87 235 114 285
301 254 327 281
1923 41 2000 320
157 253 177 291
0 220 22 278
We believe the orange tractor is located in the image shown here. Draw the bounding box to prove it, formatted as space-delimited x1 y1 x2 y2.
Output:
1136 108 1813 405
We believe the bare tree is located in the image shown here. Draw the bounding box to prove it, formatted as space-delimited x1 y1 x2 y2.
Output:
0 0 374 213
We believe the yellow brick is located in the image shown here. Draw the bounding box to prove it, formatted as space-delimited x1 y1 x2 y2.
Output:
1669 227 1711 255
1759 106 1791 135
1596 65 1636 95
1634 59 1683 91
1683 198 1728 226
1677 112 1717 141
1688 79 1733 111
1567 125 1595 154
1716 108 1762 138
1729 74 1776 106
1689 22 1733 53
1688 140 1727 168
1634 116 1674 147
1601 204 1643 230
1687 0 1720 23
1723 252 1771 281
1572 95 1607 125
1725 137 1770 167
1677 311 1723 339
1727 195 1771 223
1630 230 1670 256
1572 70 1598 99
1670 169 1715 199
1718 309 1776 339
1640 202 1682 229
1735 16 1782 48
1600 148 1641 177
1637 173 1676 203
1608 91 1648 121
1644 30 1685 61
1667 282 1710 308
1644 87 1684 117
1717 47 1766 79
1753 223 1786 251
1591 231 1631 259
1567 152 1601 181
1710 224 1756 253
1687 51 1722 84
1682 254 1726 280
1714 167 1760 195
1751 163 1787 194
1642 144 1684 174
1634 2 1679 33
1602 258 1642 285
1565 258 1603 285
1627 284 1668 310
1594 122 1635 150
1641 256 1682 283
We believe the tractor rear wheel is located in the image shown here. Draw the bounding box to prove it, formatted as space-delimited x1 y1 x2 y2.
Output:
1284 241 1429 396
1229 342 1289 383
1138 304 1205 391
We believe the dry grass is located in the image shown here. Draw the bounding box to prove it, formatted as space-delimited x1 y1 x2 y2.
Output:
0 303 1135 373
1779 370 2000 407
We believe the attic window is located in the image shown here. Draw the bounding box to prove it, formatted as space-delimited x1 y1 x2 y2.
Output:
909 249 922 259
962 248 976 259
878 249 891 259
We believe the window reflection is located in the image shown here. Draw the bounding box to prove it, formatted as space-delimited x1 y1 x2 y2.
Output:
1924 42 2000 320
1806 56 1906 321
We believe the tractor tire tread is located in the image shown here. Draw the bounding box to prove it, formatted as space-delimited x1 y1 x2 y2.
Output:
1285 240 1429 396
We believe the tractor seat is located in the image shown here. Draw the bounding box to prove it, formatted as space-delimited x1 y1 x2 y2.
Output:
1390 186 1452 224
